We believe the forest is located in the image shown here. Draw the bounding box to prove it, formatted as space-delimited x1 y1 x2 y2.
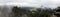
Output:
11 6 60 17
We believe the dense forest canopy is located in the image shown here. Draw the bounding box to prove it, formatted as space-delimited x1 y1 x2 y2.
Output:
11 6 57 17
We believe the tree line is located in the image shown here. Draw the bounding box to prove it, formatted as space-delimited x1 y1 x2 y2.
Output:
12 6 60 17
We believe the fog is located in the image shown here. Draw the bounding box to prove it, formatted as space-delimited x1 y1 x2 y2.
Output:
0 0 60 17
0 0 60 9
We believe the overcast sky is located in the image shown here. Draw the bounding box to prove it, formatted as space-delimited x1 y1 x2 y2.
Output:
0 0 60 9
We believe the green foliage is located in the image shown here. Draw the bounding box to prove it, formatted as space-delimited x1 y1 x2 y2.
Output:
12 6 54 17
30 8 53 17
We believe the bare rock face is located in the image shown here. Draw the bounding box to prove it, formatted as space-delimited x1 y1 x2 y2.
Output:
0 6 13 17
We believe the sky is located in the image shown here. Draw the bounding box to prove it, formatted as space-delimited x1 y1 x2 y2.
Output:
0 0 60 9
